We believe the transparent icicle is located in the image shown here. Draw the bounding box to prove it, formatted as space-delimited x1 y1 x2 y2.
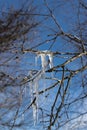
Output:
35 55 39 66
28 71 35 125
40 53 47 72
32 103 37 126
33 72 42 125
29 70 42 125
29 50 54 125
36 50 53 71
29 71 34 102
36 53 48 72
34 78 38 124
47 53 53 68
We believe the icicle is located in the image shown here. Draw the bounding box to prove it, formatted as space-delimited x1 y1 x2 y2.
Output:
28 71 36 125
29 82 33 101
40 53 47 72
29 80 37 125
29 70 42 125
29 50 54 125
32 103 37 126
33 76 39 124
36 50 53 71
47 53 53 68
32 72 42 125
28 71 34 102
35 54 39 66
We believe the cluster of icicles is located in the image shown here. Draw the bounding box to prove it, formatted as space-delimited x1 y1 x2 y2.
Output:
29 50 53 125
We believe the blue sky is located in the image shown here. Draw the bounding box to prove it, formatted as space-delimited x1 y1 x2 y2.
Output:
0 0 24 9
0 0 87 130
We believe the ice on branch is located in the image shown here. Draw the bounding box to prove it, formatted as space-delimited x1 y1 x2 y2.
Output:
40 54 47 71
29 50 53 125
36 50 53 71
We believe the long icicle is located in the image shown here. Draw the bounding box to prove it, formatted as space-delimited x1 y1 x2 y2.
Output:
29 50 53 125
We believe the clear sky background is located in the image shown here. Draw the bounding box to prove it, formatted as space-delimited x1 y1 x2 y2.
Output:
0 0 87 130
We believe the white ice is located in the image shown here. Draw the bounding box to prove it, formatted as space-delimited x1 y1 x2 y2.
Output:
29 50 53 125
47 53 53 68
